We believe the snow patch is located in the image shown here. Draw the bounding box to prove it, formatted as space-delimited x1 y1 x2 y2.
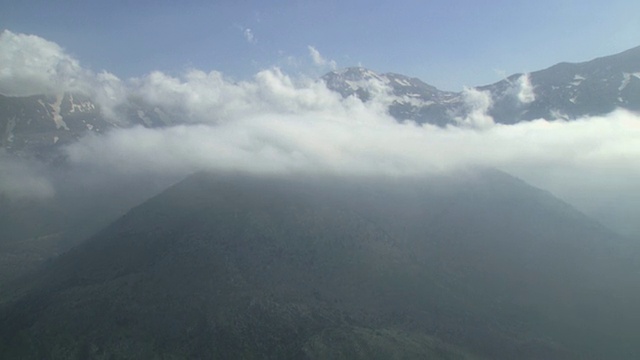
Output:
569 74 585 87
619 73 631 91
394 78 411 87
3 116 16 144
50 94 69 130
345 80 359 91
69 94 96 113
550 109 569 120
137 110 152 127
397 96 431 107
619 72 640 91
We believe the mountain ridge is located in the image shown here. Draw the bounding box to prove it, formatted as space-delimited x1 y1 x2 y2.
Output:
2 44 640 158
323 44 640 125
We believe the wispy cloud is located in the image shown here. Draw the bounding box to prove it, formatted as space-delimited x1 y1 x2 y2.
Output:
308 46 337 70
243 28 256 44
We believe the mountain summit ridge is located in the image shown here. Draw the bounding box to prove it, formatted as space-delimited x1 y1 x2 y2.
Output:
322 44 640 125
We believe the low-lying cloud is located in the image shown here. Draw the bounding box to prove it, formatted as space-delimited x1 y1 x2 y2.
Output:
2 30 640 236
0 152 55 199
65 108 640 188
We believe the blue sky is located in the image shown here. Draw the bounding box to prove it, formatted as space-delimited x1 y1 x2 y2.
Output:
2 0 639 90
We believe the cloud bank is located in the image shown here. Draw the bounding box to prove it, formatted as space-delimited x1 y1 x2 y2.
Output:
2 31 640 236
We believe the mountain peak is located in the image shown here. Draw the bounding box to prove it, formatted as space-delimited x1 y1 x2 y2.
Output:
321 44 640 125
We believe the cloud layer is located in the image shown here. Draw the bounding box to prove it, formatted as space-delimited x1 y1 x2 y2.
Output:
2 31 640 236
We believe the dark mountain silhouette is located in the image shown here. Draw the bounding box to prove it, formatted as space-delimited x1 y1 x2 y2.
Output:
1 170 638 359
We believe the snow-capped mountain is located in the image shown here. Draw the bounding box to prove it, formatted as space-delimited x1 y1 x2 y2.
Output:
0 93 108 158
323 45 640 125
2 45 639 159
321 67 461 126
0 93 175 159
481 45 640 123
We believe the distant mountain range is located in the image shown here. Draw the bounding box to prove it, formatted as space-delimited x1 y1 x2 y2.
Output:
323 45 640 125
1 45 639 159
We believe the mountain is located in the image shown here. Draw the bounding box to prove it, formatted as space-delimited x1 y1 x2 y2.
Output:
0 93 107 159
321 67 460 126
0 92 176 160
1 170 638 359
481 45 640 124
323 45 640 125
0 171 177 291
1 45 639 159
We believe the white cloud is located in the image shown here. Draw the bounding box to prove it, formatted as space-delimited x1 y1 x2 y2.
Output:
243 28 256 44
63 106 640 235
501 73 536 105
454 87 494 128
3 31 640 235
516 73 535 103
308 46 337 70
64 107 640 178
0 30 126 122
127 67 355 124
0 30 91 96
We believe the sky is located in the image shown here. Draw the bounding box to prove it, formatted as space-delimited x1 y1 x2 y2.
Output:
2 0 640 90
